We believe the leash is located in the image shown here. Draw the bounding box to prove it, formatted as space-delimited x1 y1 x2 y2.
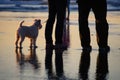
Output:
42 20 47 25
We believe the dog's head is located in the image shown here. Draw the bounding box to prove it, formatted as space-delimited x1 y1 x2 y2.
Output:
34 19 42 29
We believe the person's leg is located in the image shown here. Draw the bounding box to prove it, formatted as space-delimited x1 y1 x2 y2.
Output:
45 0 56 45
66 0 70 20
78 1 91 49
92 0 109 48
55 0 66 45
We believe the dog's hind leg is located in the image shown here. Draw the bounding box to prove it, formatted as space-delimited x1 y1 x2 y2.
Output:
15 33 20 48
19 37 25 49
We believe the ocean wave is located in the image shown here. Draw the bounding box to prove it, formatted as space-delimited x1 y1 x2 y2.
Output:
0 0 120 12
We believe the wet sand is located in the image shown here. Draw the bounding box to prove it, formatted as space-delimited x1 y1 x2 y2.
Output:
0 11 120 80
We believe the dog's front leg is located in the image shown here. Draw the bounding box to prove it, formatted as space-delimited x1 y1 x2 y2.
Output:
33 38 38 48
30 39 33 48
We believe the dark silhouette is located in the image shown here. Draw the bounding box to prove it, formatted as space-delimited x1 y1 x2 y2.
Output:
79 49 91 80
66 0 70 21
62 20 70 50
77 0 110 50
45 0 67 49
45 47 54 79
96 50 109 80
45 45 65 79
15 48 40 69
55 49 64 77
15 48 24 66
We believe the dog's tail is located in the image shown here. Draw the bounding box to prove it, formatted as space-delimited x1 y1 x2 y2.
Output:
19 21 24 27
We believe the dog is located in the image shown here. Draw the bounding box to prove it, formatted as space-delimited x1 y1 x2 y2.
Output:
15 19 42 49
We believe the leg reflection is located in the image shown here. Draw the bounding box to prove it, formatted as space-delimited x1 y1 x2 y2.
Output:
45 46 65 79
55 49 64 77
96 50 109 80
79 49 91 80
15 48 24 66
15 48 40 69
45 48 53 78
29 48 40 69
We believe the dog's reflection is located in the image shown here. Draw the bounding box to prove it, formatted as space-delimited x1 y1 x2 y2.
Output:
15 48 40 69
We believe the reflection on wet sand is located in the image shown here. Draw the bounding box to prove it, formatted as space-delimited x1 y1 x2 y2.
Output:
79 49 109 80
15 48 40 69
0 11 120 80
45 47 65 80
96 50 109 80
79 49 91 80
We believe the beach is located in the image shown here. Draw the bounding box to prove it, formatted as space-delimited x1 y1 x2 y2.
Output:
0 11 120 80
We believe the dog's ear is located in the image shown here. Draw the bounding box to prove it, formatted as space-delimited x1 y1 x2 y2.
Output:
34 19 38 21
34 19 41 23
39 19 41 22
